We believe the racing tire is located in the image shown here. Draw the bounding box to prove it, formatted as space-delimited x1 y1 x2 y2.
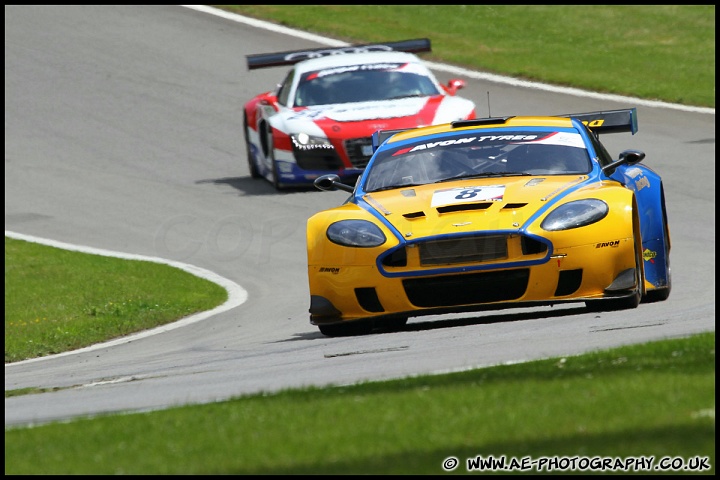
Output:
270 152 283 190
318 320 373 337
266 138 285 191
586 230 644 312
643 223 672 303
244 116 261 179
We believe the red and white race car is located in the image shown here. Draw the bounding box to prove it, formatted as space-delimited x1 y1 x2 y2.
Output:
243 39 477 189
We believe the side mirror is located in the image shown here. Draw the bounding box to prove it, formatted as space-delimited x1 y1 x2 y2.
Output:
445 79 466 95
314 174 354 193
602 149 646 176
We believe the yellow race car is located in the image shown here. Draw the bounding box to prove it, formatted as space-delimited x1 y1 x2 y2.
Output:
306 109 671 336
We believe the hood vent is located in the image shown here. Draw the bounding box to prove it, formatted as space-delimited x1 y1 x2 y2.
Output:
436 203 492 214
502 203 528 210
403 211 426 219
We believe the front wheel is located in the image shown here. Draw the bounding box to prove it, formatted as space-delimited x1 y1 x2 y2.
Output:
644 222 672 303
586 232 644 312
244 116 261 179
270 151 283 190
265 138 286 191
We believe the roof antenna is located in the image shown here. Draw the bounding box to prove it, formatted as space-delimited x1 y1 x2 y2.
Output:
486 91 491 117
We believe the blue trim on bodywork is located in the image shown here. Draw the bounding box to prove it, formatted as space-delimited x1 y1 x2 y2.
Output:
347 120 668 289
573 114 669 289
376 230 553 278
351 195 561 279
351 124 604 279
610 163 670 288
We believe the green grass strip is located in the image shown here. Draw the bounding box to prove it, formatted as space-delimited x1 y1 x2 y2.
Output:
4 332 714 474
5 237 228 363
226 5 715 108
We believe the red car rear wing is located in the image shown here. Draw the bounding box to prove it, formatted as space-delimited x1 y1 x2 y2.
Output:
246 38 431 70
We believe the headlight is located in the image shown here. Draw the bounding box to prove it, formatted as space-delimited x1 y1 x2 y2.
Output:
541 199 609 231
327 220 386 247
291 133 333 151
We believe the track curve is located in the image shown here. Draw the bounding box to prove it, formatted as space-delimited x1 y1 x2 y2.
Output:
4 5 715 427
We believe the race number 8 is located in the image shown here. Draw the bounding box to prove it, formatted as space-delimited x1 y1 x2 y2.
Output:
455 188 483 200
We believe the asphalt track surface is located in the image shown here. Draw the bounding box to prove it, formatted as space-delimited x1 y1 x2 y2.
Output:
5 5 715 427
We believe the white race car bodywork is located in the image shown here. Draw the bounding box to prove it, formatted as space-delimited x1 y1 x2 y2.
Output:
244 45 476 188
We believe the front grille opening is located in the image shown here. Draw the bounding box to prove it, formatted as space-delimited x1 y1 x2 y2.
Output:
419 235 507 266
555 269 582 296
344 137 373 168
403 269 529 307
355 287 384 312
436 203 492 214
521 236 548 255
382 248 407 267
293 146 344 170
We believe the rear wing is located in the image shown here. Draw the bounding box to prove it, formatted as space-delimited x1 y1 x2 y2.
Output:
559 108 638 136
246 38 431 70
371 108 638 153
448 109 639 136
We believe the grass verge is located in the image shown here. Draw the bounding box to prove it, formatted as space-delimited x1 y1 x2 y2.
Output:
224 5 715 108
4 237 228 363
5 331 714 474
4 6 715 474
